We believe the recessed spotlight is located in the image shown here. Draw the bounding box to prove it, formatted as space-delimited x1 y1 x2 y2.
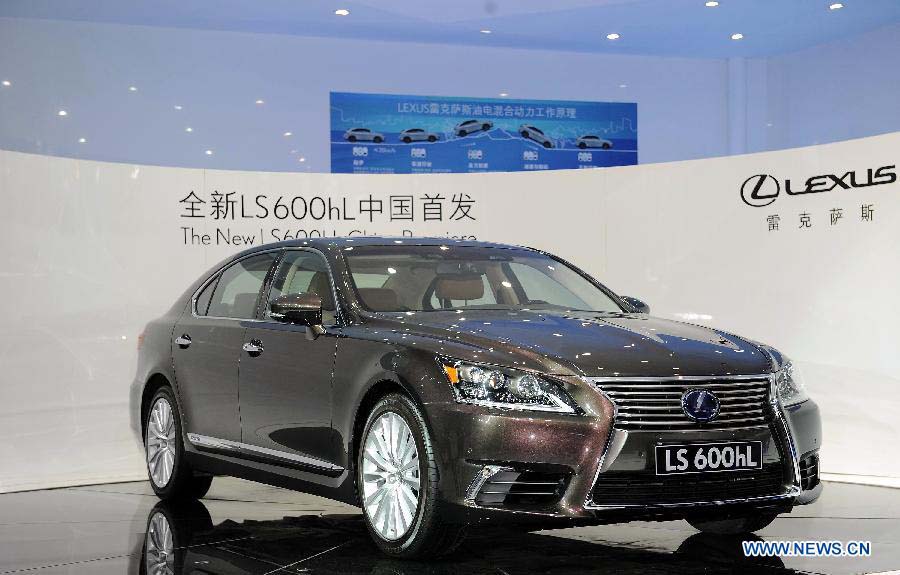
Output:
283 131 293 137
1 80 10 87
705 1 719 6
205 149 213 156
255 99 265 105
128 86 138 92
829 2 843 9
174 105 183 110
499 92 509 97
78 137 87 144
618 83 628 88
334 8 350 16
480 29 492 34
185 127 193 133
731 32 744 40
57 110 68 117
298 157 306 163
606 33 620 40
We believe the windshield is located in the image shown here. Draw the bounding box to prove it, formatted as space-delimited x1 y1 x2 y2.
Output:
343 245 624 313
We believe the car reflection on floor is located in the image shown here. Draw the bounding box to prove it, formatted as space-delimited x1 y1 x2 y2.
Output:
139 499 792 575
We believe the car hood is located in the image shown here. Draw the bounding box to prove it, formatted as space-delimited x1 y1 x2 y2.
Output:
373 309 772 377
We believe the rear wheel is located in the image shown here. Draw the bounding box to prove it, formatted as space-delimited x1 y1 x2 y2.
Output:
374 136 384 143
358 393 466 558
601 142 611 149
481 123 491 131
687 511 779 535
428 135 437 142
403 136 412 143
348 135 357 142
145 387 213 500
457 129 467 137
543 141 552 148
520 130 529 138
578 142 587 149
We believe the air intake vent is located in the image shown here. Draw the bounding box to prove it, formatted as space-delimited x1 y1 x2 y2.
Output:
593 377 773 431
475 469 570 509
799 451 820 491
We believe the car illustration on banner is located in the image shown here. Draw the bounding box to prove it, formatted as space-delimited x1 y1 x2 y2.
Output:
454 119 493 137
576 135 613 149
343 128 384 143
519 124 554 148
399 128 440 143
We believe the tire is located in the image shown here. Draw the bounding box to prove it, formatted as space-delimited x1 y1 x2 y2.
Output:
543 141 552 148
457 130 467 137
139 499 213 575
578 142 586 149
687 511 780 535
520 130 529 138
357 393 466 559
403 136 411 143
145 387 213 500
374 136 383 143
601 142 611 149
428 135 437 142
481 124 491 131
348 135 357 142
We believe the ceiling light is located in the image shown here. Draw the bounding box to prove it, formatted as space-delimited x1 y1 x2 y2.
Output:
185 127 193 133
618 83 628 88
606 33 620 40
334 8 350 16
174 105 183 110
298 157 306 162
1 80 10 87
57 110 68 117
283 131 293 137
829 2 843 9
731 32 744 40
78 137 87 144
499 92 509 97
205 150 213 156
255 99 265 105
705 1 719 6
480 29 492 34
128 86 138 92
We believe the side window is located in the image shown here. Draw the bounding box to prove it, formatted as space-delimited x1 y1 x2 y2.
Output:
194 275 218 316
266 250 338 325
207 253 277 319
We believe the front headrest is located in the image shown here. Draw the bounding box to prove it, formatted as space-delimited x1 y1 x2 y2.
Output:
358 288 400 311
435 274 484 301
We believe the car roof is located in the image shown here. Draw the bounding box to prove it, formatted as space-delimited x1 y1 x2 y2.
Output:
226 237 538 261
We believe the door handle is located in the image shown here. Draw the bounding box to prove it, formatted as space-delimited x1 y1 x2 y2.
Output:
174 334 192 348
242 340 264 356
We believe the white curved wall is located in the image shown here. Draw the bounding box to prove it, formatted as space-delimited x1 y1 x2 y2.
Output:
0 132 898 492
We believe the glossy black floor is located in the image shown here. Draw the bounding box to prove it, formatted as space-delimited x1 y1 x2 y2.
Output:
1 478 898 575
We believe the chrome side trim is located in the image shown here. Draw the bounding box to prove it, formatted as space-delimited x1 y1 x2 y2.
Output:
186 433 344 472
464 465 509 508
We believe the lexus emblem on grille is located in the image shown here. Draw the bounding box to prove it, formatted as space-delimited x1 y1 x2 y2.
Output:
681 389 721 423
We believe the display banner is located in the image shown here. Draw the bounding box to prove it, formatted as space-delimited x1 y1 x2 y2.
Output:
0 131 898 493
330 91 637 174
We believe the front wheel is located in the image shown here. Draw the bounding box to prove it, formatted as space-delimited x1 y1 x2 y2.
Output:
687 511 779 535
358 393 466 558
145 387 213 500
374 136 384 143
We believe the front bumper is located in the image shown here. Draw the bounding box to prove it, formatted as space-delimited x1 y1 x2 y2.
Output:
426 379 822 525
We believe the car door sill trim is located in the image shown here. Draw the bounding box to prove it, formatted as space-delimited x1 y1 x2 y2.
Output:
187 433 344 472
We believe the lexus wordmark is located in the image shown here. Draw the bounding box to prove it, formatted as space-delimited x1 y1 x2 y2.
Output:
131 237 822 558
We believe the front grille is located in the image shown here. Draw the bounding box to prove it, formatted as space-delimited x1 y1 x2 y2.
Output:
596 377 773 431
799 451 820 490
591 463 787 506
475 469 570 509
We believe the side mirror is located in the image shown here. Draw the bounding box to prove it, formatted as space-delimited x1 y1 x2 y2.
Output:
621 296 650 314
270 293 323 328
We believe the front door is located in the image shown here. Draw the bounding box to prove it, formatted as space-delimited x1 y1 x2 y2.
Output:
238 249 341 470
173 251 278 442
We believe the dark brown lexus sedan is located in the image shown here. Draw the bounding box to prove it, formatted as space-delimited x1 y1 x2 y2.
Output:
131 237 822 558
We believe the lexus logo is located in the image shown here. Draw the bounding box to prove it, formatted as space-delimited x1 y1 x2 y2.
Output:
740 165 896 208
681 389 721 423
741 174 780 207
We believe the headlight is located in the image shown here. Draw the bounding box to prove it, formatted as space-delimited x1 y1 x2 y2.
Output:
775 360 809 406
441 359 578 414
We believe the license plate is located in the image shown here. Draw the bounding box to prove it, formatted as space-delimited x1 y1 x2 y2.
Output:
655 441 763 475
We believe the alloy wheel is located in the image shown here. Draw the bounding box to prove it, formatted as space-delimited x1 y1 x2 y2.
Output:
361 411 421 541
146 398 176 488
145 511 175 575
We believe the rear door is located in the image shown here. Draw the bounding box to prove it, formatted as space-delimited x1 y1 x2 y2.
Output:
172 251 278 442
237 248 341 470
